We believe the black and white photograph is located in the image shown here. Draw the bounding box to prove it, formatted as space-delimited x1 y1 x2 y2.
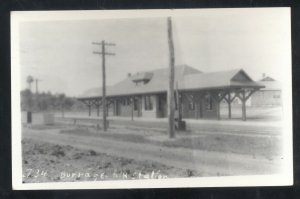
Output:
11 8 293 189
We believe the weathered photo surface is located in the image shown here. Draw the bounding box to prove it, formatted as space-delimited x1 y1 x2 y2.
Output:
11 8 293 189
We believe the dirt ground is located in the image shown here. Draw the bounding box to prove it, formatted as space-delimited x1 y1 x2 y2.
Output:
22 138 198 183
21 109 284 183
59 125 282 158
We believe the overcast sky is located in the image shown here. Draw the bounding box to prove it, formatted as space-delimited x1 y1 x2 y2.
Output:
18 9 291 97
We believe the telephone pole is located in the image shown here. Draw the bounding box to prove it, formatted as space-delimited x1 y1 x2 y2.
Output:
167 17 175 138
92 40 115 131
35 78 41 94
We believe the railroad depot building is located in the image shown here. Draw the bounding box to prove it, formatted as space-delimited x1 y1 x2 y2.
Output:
250 75 282 107
78 65 264 121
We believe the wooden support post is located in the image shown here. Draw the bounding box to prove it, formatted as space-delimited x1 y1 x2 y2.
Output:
241 89 257 121
167 17 175 138
199 93 203 119
217 100 220 120
97 105 100 117
242 90 246 121
102 41 107 131
228 92 232 119
92 40 115 131
114 99 117 116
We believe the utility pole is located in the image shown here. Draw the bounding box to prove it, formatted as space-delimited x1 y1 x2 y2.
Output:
167 17 175 138
92 40 115 131
35 78 41 94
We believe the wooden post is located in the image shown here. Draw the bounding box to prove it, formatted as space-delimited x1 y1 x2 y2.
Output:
199 93 203 119
217 100 220 120
139 96 142 117
106 102 109 117
131 97 134 121
242 90 246 121
101 40 107 131
113 99 117 116
97 104 100 117
228 92 232 119
167 17 175 138
92 41 115 130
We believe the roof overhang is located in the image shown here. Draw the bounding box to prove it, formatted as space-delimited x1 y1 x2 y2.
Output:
77 85 264 100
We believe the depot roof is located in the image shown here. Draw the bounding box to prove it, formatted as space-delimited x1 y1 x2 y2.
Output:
78 65 264 99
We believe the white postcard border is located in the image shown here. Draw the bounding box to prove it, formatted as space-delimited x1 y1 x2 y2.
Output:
11 8 293 190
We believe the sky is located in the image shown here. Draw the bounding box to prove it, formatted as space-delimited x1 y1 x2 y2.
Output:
18 9 291 97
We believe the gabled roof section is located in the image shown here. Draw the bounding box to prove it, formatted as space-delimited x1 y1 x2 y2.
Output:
78 65 202 98
231 69 253 82
255 75 281 91
181 64 203 75
78 66 263 99
180 69 262 90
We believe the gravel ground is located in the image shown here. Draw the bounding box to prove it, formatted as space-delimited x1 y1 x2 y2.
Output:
60 126 282 158
22 138 200 183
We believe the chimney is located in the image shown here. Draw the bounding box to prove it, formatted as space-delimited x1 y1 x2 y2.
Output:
127 73 131 77
262 73 266 79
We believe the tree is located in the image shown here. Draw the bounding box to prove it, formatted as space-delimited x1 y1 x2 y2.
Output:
64 97 75 110
20 89 79 113
58 94 66 117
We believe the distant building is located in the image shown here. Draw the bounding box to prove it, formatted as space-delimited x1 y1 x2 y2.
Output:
251 74 281 107
78 65 264 120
